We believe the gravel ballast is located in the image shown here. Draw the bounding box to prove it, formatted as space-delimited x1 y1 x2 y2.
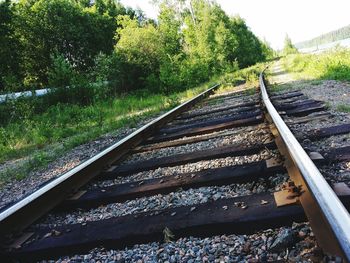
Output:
0 87 253 210
123 129 272 164
38 171 288 229
41 222 326 263
94 149 279 188
7 63 350 262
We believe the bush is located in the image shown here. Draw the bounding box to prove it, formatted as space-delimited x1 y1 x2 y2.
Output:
48 53 75 88
283 47 350 81
47 52 114 105
159 55 183 93
1 74 23 93
93 52 122 95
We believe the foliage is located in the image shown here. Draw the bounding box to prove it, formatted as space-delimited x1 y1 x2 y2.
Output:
0 0 273 93
0 0 22 92
337 104 350 113
296 24 350 49
230 16 264 68
0 0 275 185
282 47 350 81
157 3 183 92
115 15 164 91
48 53 76 88
1 0 128 91
0 78 216 186
221 62 266 87
283 35 298 55
260 38 276 60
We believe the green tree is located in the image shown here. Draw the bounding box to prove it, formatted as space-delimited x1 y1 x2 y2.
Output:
14 0 126 88
0 0 270 95
48 53 75 88
0 0 22 92
75 0 92 8
230 16 264 68
260 38 275 60
115 15 164 91
181 0 234 83
157 3 184 91
283 34 298 55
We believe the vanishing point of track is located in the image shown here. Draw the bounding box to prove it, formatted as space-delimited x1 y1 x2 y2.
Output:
1 69 350 261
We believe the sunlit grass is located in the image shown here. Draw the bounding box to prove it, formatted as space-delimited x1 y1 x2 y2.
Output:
0 94 174 163
1 63 266 165
0 65 264 185
221 62 267 88
0 79 217 185
282 47 350 81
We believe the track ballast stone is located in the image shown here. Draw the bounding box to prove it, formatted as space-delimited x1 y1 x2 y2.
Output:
40 222 323 262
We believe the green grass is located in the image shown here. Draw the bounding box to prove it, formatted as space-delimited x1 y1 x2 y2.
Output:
1 94 171 161
221 62 267 88
2 84 226 163
0 63 265 187
337 104 350 113
0 77 222 186
272 48 350 116
282 47 350 81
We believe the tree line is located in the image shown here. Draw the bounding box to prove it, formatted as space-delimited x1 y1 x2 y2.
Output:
0 0 274 98
295 24 350 49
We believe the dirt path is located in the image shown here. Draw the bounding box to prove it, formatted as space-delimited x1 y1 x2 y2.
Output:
269 60 294 85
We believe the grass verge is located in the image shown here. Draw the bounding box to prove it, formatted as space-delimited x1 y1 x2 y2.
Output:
0 84 212 186
0 64 266 187
282 47 350 80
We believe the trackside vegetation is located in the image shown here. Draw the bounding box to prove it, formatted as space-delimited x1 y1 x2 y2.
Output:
0 80 214 184
0 0 273 95
0 0 274 185
282 48 350 81
0 64 264 186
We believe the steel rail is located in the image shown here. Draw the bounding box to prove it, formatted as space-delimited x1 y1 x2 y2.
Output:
260 71 350 260
0 83 220 236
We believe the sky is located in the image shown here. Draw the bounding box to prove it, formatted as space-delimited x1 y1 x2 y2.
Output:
120 0 350 50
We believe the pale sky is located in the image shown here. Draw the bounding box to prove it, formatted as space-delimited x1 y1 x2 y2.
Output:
120 0 350 50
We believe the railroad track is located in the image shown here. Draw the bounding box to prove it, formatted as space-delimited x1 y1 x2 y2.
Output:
1 70 350 262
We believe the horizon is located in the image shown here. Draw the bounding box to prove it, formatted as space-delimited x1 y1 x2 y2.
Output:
120 0 350 50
